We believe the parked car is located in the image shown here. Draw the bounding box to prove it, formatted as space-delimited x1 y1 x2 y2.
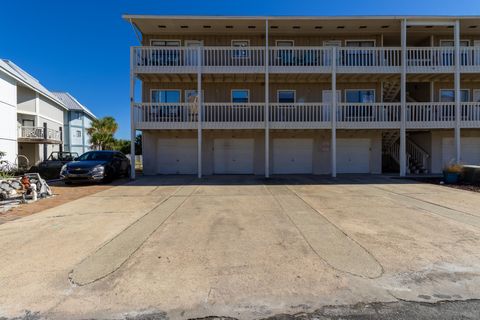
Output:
60 150 130 184
33 151 79 180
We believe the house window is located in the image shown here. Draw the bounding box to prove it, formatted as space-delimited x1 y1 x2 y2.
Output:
345 40 375 47
22 119 34 127
232 40 250 58
440 89 469 102
276 40 294 47
345 90 375 103
151 40 181 46
231 90 250 103
439 40 470 47
151 90 181 103
278 90 296 103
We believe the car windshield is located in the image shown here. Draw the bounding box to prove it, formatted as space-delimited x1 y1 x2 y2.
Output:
76 152 113 161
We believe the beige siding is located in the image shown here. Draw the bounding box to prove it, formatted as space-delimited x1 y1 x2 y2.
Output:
38 96 64 124
17 86 36 113
143 82 383 103
143 34 385 47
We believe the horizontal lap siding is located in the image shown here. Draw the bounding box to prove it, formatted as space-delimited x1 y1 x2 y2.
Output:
143 82 382 103
142 34 387 46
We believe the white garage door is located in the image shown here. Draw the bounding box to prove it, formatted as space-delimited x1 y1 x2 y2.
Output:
337 138 371 173
214 138 254 174
442 137 480 166
273 138 313 174
157 138 197 174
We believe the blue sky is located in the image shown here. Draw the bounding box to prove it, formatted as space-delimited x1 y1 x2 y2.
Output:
1 0 480 139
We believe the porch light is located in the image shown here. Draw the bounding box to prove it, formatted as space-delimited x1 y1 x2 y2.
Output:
270 25 279 29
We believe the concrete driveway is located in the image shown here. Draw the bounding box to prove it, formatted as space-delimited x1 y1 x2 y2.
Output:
1 175 480 319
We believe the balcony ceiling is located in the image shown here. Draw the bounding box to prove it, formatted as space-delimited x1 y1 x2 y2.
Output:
124 15 480 36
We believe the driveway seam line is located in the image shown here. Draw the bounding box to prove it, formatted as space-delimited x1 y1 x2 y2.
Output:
263 184 384 279
283 184 385 279
67 185 189 286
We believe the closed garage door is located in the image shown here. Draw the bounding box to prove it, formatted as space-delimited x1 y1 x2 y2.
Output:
273 138 313 174
214 138 254 174
442 137 480 166
157 138 197 174
337 138 371 173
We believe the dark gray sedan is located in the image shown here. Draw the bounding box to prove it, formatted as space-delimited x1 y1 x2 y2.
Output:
60 151 130 184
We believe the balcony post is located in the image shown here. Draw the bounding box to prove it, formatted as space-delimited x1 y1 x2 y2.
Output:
331 46 337 178
59 127 63 152
130 46 136 179
454 19 461 164
43 122 48 161
197 46 203 178
400 19 407 176
265 18 270 178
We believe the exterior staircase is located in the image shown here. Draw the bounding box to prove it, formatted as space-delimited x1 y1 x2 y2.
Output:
382 132 430 174
382 81 401 102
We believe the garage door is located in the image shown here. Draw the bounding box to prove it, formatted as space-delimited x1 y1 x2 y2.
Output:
273 138 313 174
214 138 254 174
442 137 480 166
157 138 197 174
337 138 371 173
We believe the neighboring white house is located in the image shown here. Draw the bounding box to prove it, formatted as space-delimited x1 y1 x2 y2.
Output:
52 92 96 155
0 59 67 168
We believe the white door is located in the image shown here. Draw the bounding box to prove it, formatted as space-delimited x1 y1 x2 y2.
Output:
273 139 313 174
337 138 371 173
442 137 480 166
157 138 197 174
185 40 203 66
322 90 341 120
214 139 254 174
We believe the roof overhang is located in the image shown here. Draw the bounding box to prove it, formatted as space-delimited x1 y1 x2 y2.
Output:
123 15 480 36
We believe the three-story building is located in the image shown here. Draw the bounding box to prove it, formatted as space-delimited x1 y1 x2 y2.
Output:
125 15 480 178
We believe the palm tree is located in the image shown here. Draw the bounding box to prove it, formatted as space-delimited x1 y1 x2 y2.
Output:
87 117 118 150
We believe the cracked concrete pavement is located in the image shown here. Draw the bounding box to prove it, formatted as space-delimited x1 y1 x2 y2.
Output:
1 175 480 319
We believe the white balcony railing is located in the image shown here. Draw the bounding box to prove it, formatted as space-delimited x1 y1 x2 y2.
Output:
133 46 480 73
18 126 61 141
203 47 265 69
269 47 332 68
270 103 330 122
406 102 455 128
337 48 401 72
202 103 265 128
461 102 480 127
337 103 401 127
407 47 456 71
133 102 480 129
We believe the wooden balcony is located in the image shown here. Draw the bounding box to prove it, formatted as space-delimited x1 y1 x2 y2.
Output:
17 126 62 144
132 46 480 74
133 102 480 130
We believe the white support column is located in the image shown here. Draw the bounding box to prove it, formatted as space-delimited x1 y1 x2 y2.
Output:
400 19 407 177
454 19 461 164
265 19 270 178
129 46 136 179
197 46 203 178
331 47 337 178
